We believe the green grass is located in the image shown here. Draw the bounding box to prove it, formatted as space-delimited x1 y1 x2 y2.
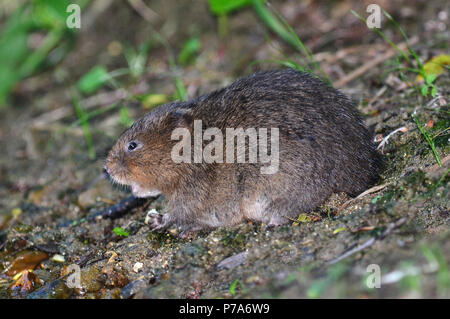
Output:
72 92 96 160
428 167 450 194
119 106 134 127
422 245 450 297
412 113 442 167
68 3 189 159
173 76 188 101
69 103 120 127
0 0 89 106
351 9 440 98
307 262 347 298
77 65 111 95
208 0 255 15
113 227 130 237
125 41 151 78
261 2 331 84
352 9 446 168
208 0 330 84
178 36 201 66
229 278 247 296
207 0 299 48
397 261 421 294
125 22 189 101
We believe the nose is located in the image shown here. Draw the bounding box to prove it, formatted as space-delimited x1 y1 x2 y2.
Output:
103 164 110 176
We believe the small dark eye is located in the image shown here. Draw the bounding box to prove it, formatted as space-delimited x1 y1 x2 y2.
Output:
128 142 138 151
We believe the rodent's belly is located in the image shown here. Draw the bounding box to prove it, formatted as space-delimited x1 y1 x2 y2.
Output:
240 196 271 224
196 207 245 228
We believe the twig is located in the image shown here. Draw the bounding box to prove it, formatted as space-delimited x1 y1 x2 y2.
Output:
334 37 418 89
327 216 407 265
337 183 389 213
312 43 387 64
426 154 450 173
376 126 409 152
83 0 115 29
381 261 438 285
127 0 158 22
57 195 150 228
126 0 187 100
338 153 448 214
426 95 443 108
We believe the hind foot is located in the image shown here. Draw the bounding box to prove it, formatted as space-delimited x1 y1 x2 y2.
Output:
267 213 290 228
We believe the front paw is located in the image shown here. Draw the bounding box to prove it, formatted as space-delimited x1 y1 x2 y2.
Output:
146 213 171 231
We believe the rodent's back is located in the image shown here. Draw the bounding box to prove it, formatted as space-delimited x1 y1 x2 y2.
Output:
189 69 381 196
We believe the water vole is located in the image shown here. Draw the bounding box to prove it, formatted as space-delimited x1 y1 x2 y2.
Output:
105 69 381 236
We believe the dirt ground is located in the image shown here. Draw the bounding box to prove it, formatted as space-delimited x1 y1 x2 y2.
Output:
0 0 449 298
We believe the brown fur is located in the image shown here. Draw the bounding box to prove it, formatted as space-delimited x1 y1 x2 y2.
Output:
105 69 382 235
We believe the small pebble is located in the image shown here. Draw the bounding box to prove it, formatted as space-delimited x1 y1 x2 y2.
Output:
51 254 65 263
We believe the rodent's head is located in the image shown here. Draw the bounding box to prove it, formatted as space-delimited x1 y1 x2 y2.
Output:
105 102 193 197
